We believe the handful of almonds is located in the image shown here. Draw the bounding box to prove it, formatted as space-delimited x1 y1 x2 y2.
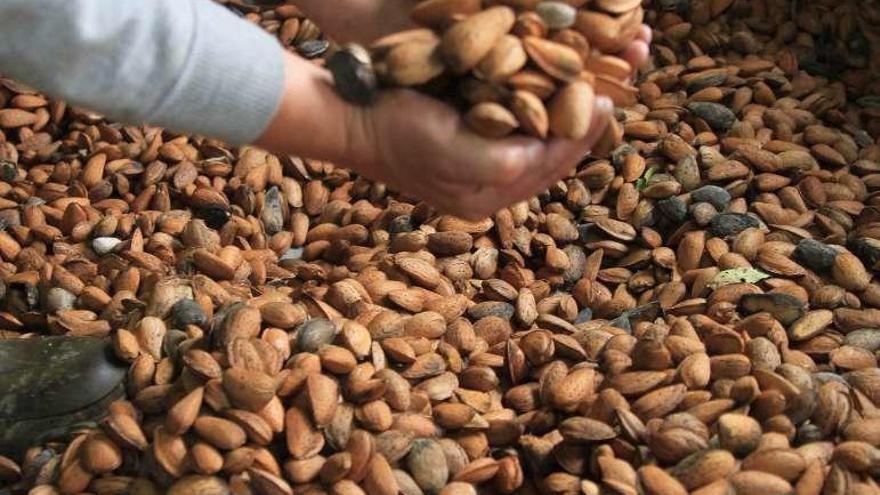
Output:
328 0 643 146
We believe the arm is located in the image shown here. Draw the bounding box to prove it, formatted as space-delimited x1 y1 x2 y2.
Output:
0 0 285 146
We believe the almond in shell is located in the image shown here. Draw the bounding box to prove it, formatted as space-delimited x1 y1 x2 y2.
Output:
549 81 594 139
165 386 204 435
594 73 638 106
522 36 584 82
584 55 632 82
104 412 148 451
285 405 325 460
364 453 399 495
508 70 556 99
574 11 622 52
475 35 527 83
510 90 549 138
670 449 736 490
440 6 516 74
638 465 687 495
222 367 276 412
307 373 340 427
593 114 623 156
193 416 248 450
465 102 519 138
730 471 793 494
382 39 445 86
831 252 871 292
81 434 123 474
153 426 188 478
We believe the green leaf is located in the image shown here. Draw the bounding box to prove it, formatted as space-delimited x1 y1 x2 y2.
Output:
636 166 657 191
709 267 771 290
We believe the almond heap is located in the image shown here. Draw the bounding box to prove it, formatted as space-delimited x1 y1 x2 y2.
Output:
3 0 880 495
328 0 644 144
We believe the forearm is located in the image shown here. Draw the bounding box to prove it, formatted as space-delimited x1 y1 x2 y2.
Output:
0 0 285 145
255 52 365 167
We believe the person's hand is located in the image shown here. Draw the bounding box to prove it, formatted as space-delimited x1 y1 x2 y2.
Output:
622 25 653 78
257 4 654 220
256 54 614 220
344 88 613 219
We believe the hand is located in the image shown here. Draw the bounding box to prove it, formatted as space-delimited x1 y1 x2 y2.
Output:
256 54 614 220
343 88 613 220
621 25 653 78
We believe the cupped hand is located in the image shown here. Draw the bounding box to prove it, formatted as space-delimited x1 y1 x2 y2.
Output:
291 0 416 44
343 88 614 220
263 4 652 220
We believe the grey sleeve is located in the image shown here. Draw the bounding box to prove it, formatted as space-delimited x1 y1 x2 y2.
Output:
0 0 286 146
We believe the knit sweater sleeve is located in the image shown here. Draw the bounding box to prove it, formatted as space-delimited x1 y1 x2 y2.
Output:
0 0 286 145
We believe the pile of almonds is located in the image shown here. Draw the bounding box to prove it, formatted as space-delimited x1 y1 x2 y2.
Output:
327 0 644 142
2 0 880 495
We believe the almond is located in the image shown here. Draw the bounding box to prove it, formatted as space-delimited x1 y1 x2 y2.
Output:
549 81 594 139
464 102 519 138
522 36 584 81
475 35 527 82
383 38 445 86
223 367 276 412
440 6 516 74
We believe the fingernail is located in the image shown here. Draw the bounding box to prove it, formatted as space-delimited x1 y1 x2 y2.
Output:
596 96 613 115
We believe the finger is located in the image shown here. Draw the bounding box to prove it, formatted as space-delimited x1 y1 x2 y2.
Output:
638 24 653 44
619 25 652 76
621 40 650 73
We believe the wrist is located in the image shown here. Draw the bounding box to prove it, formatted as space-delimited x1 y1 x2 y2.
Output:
254 52 376 174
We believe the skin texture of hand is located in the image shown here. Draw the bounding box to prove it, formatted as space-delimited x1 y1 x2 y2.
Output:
257 2 654 219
